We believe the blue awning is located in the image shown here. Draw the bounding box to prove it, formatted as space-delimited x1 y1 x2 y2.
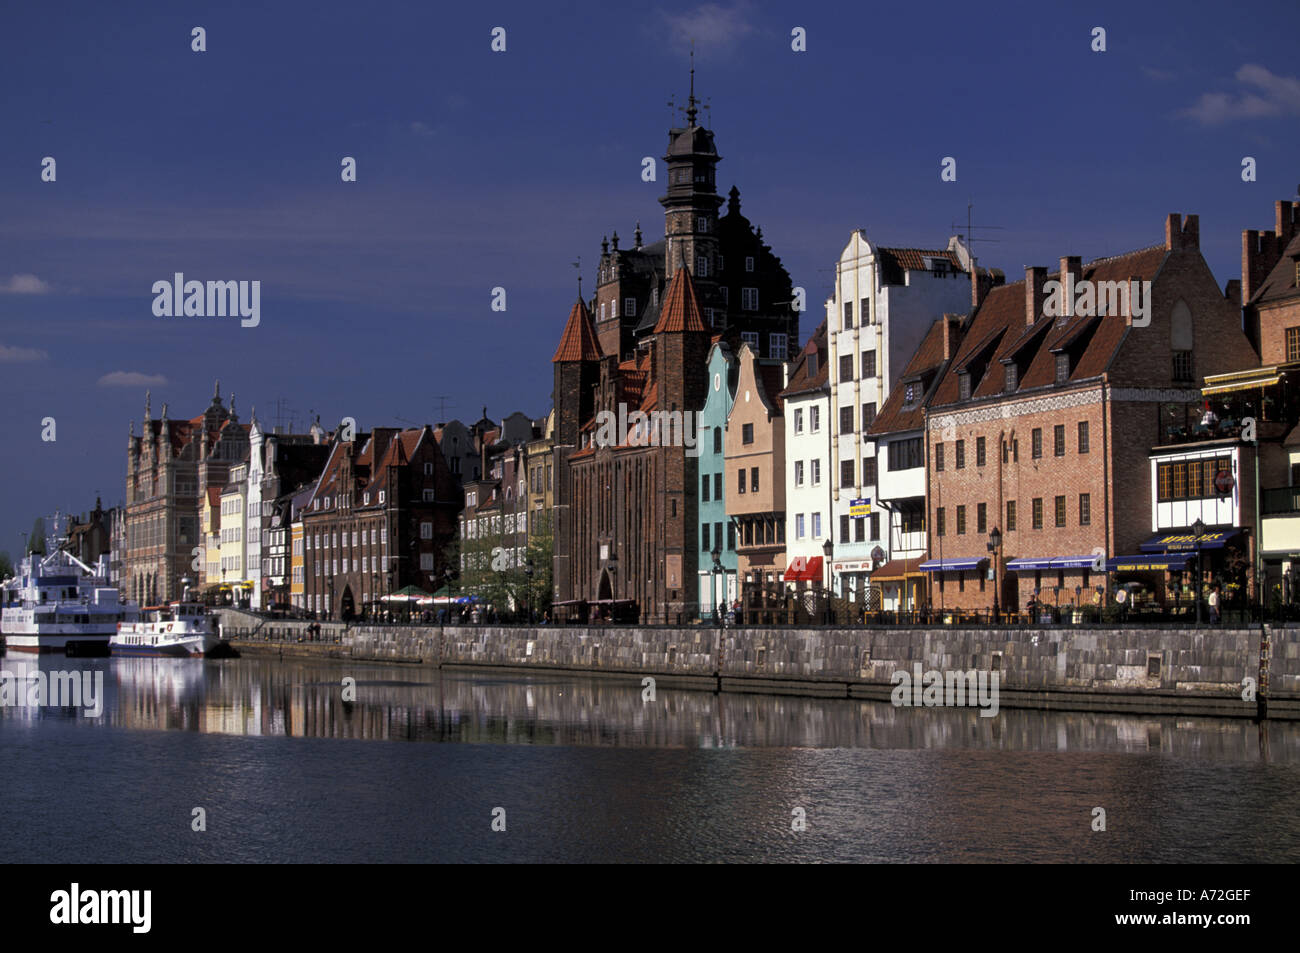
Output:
1139 530 1239 553
1006 556 1054 571
1052 554 1104 569
1106 553 1195 572
918 557 987 572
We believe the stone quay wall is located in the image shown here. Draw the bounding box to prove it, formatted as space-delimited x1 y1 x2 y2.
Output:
216 609 1300 718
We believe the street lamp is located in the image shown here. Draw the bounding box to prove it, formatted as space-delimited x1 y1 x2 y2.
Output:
1192 516 1206 625
711 544 723 625
986 526 1002 623
822 537 834 624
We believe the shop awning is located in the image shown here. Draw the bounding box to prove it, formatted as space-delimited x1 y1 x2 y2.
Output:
1106 553 1195 572
867 558 926 581
1140 530 1239 553
1052 554 1104 569
1006 556 1054 571
783 556 823 582
1202 366 1284 396
918 557 987 572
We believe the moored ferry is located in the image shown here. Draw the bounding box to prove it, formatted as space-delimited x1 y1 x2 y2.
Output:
0 514 138 655
111 602 227 657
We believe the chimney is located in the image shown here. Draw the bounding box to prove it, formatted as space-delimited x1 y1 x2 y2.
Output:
1165 213 1183 251
1059 256 1082 301
1181 214 1200 250
1278 200 1299 248
942 314 963 360
970 263 989 311
1025 266 1047 327
1242 227 1279 305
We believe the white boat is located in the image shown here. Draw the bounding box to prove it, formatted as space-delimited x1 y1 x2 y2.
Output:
0 513 138 656
111 602 227 658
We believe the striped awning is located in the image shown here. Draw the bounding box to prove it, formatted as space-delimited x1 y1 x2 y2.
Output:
918 557 987 572
1202 366 1284 395
1007 555 1100 571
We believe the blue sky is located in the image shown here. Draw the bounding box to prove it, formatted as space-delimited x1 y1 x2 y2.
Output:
2 0 1298 557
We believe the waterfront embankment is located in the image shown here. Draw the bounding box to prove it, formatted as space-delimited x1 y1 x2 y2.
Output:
215 608 1300 719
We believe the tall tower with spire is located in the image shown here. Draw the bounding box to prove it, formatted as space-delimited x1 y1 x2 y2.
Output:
660 54 722 290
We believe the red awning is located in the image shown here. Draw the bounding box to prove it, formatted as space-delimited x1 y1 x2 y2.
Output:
783 556 824 582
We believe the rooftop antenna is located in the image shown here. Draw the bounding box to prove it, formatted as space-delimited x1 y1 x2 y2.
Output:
685 41 698 126
951 201 1005 264
430 395 454 423
573 255 582 298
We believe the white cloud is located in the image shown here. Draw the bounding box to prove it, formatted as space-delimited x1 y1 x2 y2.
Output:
1180 64 1300 123
0 274 51 294
98 371 168 387
661 2 758 53
409 120 436 139
0 343 49 362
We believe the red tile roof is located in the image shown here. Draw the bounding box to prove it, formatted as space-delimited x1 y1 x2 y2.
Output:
779 321 830 399
1251 233 1300 306
877 247 962 273
868 316 957 435
654 267 709 334
552 299 601 363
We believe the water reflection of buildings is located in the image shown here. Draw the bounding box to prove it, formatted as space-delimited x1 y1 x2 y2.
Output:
44 657 1292 762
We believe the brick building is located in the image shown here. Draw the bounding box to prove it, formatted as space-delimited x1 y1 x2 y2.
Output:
300 426 459 619
922 213 1259 614
552 87 798 623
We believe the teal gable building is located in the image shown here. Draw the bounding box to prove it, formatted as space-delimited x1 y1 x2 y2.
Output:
697 342 739 617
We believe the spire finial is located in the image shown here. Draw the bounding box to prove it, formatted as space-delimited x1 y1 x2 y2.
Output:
686 42 698 126
634 221 643 248
214 379 221 401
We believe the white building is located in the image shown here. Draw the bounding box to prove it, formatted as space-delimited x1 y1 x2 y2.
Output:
246 413 266 607
825 231 975 598
780 322 833 592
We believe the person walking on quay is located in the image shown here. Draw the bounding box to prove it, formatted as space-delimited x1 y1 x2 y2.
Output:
1208 584 1221 624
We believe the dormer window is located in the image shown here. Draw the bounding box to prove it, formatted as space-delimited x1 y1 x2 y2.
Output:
1055 353 1070 383
1004 364 1018 392
903 383 916 406
363 492 370 505
959 372 972 401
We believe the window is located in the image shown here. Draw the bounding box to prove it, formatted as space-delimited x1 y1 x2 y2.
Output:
840 515 851 543
738 469 746 494
769 333 788 359
888 437 923 471
727 522 736 550
840 405 854 433
1055 353 1070 383
1079 493 1091 526
1054 495 1066 527
714 473 722 499
860 298 870 324
904 383 916 405
868 513 879 539
624 297 636 317
742 331 759 350
862 457 877 486
745 256 755 272
1054 424 1065 456
1031 428 1043 459
955 440 965 469
1288 327 1300 362
810 407 820 432
1156 456 1232 501
956 505 967 535
742 423 754 445
812 460 821 484
977 502 987 535
697 216 708 232
796 513 805 539
843 300 854 329
976 436 986 467
696 256 708 277
702 474 710 502
713 429 722 455
1173 350 1193 382
935 443 945 471
861 402 876 429
751 467 759 492
1032 497 1043 529
794 409 804 434
861 350 876 378
1006 500 1017 532
742 288 758 310
812 513 822 538
840 355 855 381
841 459 855 488
1005 364 1018 392
702 523 710 552
795 461 805 486
959 374 972 401
1078 421 1090 454
936 507 946 536
718 255 725 272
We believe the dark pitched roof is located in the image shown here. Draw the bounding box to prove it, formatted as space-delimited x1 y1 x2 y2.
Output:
779 320 830 399
1250 233 1300 307
552 299 601 362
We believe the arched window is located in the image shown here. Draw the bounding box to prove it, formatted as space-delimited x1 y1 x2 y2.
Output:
1171 300 1193 382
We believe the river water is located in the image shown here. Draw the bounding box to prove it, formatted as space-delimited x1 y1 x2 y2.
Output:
1 655 1297 863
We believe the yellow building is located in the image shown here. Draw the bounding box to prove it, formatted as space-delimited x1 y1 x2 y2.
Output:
524 410 555 536
291 520 305 610
200 486 221 600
